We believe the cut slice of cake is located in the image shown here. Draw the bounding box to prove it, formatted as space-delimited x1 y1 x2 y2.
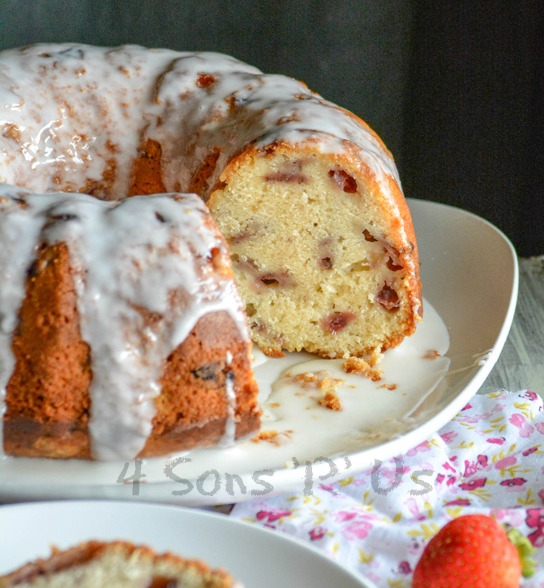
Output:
209 142 422 359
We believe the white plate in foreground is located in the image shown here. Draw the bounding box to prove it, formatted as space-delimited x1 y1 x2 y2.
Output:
0 500 375 588
0 199 518 505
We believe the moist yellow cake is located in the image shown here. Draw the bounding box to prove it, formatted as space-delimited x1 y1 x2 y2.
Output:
209 143 421 358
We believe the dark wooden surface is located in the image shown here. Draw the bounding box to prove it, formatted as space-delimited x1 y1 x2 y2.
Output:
481 257 544 394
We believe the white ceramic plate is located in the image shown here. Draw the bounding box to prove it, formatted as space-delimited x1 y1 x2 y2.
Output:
0 199 518 505
0 500 376 587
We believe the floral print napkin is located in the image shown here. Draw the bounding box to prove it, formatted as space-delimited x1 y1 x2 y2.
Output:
229 390 544 587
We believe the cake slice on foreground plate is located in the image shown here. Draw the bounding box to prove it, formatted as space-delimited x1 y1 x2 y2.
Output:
0 540 240 587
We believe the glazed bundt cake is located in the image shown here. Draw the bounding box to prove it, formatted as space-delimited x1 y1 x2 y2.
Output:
0 540 239 587
0 187 259 461
0 43 422 460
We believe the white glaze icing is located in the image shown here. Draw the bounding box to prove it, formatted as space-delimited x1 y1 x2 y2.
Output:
0 186 248 460
0 44 400 197
220 371 237 448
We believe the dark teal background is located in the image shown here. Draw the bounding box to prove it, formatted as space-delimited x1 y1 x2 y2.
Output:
1 0 542 256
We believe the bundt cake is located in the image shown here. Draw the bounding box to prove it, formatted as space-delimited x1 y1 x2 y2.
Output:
0 540 239 587
0 43 422 460
0 187 260 461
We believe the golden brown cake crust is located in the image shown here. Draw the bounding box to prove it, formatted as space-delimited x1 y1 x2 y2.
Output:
129 139 168 197
3 244 259 459
7 242 92 424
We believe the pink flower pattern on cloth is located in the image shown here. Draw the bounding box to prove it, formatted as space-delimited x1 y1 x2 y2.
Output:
229 391 544 587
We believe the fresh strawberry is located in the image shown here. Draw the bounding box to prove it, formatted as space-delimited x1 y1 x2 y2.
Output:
412 514 533 588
